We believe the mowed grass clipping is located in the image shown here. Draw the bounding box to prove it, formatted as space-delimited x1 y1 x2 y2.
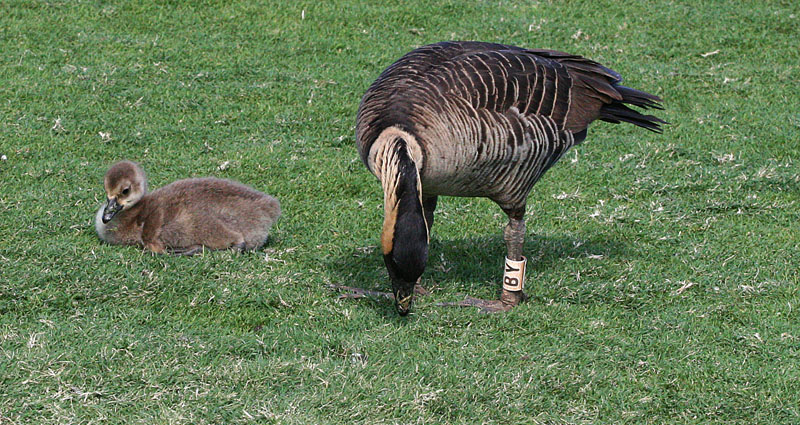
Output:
1 0 798 423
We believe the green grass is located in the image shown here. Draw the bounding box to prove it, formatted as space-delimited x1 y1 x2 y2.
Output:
1 0 799 423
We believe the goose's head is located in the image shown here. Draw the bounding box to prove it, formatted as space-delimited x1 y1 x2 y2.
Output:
101 160 147 223
377 137 428 316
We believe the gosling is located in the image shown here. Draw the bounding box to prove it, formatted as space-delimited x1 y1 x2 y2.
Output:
95 160 281 255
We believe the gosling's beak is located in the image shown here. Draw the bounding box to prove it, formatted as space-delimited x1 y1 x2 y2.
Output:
102 198 122 223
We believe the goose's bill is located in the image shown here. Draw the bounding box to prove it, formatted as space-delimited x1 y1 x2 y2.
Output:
395 293 413 316
102 198 122 223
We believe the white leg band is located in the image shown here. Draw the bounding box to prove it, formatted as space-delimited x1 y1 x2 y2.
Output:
502 256 526 292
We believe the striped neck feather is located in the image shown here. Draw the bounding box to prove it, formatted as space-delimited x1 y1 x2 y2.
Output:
377 136 429 284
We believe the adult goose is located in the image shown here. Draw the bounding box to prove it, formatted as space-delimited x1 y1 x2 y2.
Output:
355 41 665 315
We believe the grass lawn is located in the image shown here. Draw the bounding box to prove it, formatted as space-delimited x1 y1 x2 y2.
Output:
1 0 799 423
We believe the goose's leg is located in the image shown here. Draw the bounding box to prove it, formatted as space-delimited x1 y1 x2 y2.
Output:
499 210 527 308
423 195 438 236
144 241 167 254
443 207 527 313
331 196 438 301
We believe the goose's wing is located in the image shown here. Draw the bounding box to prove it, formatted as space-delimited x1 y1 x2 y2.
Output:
356 41 659 165
421 41 626 132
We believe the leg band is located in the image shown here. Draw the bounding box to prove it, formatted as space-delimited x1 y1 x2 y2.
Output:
502 256 526 292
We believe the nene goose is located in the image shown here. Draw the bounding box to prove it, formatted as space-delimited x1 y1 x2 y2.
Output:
354 41 665 315
95 160 281 255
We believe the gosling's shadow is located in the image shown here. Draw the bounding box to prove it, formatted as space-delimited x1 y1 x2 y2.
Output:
325 233 629 314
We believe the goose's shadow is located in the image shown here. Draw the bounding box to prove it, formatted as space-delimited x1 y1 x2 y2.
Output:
325 233 629 315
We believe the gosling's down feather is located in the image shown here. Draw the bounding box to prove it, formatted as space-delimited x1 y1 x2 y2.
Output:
95 160 281 254
355 41 665 314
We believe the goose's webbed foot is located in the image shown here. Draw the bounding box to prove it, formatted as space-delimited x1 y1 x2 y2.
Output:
438 289 526 313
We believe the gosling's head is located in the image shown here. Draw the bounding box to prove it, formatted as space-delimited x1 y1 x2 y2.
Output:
101 160 147 223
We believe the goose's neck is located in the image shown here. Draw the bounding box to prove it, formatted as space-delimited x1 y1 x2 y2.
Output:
369 127 423 181
374 134 427 252
375 137 428 303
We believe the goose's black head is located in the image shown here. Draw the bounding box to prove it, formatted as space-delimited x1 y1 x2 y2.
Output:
380 140 428 316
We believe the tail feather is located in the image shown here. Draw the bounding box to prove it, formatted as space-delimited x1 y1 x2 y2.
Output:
599 85 667 133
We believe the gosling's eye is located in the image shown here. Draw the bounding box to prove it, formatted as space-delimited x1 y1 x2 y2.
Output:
122 188 130 195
